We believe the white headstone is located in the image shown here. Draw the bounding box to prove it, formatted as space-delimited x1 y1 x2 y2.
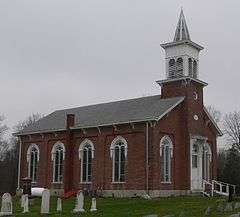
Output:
57 198 62 212
22 194 29 213
41 189 50 214
90 197 97 212
0 193 13 216
73 191 85 213
20 194 25 208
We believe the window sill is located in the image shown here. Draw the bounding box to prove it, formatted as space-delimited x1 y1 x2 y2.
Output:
161 182 172 184
52 182 63 184
111 182 126 184
80 182 92 184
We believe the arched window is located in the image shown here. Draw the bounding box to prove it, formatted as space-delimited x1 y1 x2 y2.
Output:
203 143 212 181
193 60 197 78
188 58 193 77
79 139 95 183
192 143 199 169
168 59 176 78
27 144 40 183
176 58 183 76
110 136 127 183
160 136 173 183
51 142 65 183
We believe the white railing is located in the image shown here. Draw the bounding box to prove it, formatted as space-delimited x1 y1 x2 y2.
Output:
202 180 236 197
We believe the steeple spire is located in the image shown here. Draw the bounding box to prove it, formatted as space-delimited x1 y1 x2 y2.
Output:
174 9 191 42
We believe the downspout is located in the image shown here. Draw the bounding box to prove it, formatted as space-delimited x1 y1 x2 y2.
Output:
145 122 149 195
17 137 22 189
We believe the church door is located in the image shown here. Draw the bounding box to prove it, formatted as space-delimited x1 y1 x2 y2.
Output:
191 141 203 191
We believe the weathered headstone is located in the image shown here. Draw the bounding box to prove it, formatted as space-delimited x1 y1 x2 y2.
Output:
22 194 29 213
41 189 50 214
234 202 240 210
57 197 62 212
20 194 25 208
90 197 97 212
0 193 13 216
229 214 240 217
179 211 185 217
216 203 225 213
73 191 85 213
204 206 212 216
225 203 233 212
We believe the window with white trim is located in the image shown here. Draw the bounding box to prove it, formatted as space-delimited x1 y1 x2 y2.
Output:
27 144 39 183
51 142 65 183
160 136 173 183
192 143 199 169
79 139 94 183
110 136 127 183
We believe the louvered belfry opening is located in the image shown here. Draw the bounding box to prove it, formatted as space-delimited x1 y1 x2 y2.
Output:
176 58 183 76
193 60 198 78
168 58 183 78
188 58 193 77
168 59 176 78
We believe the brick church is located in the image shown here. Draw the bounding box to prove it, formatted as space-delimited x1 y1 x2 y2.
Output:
16 10 222 197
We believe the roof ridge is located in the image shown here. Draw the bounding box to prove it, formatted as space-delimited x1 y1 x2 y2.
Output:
55 94 162 112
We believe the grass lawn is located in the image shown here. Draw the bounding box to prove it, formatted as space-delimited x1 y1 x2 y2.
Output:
12 196 240 217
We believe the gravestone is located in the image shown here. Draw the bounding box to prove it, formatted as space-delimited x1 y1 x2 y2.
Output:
22 194 29 213
204 206 212 216
234 202 240 209
229 214 240 217
0 193 13 216
90 198 97 212
57 198 62 212
20 194 25 208
73 191 85 213
179 211 186 217
41 189 50 214
216 203 225 213
225 203 233 212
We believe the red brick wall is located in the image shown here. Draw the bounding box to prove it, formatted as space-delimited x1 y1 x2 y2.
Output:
19 80 218 193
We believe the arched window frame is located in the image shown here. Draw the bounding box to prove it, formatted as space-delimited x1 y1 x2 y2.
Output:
79 139 95 183
27 144 40 183
51 142 65 183
160 136 173 183
110 136 128 183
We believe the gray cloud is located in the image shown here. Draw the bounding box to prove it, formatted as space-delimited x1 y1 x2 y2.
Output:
1 0 240 148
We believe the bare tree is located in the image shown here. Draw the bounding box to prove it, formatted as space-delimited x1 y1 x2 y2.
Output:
14 113 43 132
223 111 240 151
0 115 8 140
0 115 9 159
206 105 222 124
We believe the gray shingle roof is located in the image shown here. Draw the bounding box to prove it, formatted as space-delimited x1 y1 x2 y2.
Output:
16 95 184 135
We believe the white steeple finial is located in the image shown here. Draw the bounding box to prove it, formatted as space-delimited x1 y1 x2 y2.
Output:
174 9 191 42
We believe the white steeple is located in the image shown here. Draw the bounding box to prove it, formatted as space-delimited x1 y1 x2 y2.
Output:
161 9 204 80
174 9 191 41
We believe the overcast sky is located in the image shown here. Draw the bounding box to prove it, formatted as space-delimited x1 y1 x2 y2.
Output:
1 0 240 141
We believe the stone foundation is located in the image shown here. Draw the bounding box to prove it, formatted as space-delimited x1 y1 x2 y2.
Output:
101 190 191 198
